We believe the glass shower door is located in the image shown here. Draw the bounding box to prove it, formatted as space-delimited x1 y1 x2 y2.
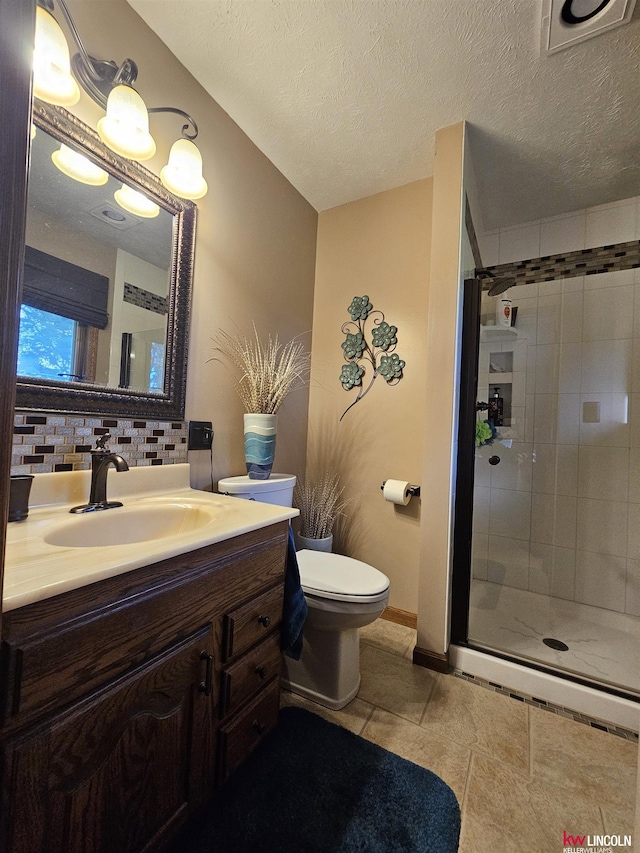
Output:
467 273 639 698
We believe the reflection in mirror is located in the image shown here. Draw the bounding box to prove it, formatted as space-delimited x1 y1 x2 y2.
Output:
21 123 173 395
17 102 195 420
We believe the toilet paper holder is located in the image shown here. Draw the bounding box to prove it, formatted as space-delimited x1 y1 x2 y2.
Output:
380 481 421 498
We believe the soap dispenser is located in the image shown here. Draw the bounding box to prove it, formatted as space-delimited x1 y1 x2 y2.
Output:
489 387 504 427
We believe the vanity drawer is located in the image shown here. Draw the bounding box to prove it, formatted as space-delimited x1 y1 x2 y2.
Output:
217 678 280 783
223 584 283 662
220 632 282 716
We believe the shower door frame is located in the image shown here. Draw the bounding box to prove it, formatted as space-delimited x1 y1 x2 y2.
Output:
449 277 638 703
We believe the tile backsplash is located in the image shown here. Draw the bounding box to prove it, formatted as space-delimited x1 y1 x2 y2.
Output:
12 412 187 475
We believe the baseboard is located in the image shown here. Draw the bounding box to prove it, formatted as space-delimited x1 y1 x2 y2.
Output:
381 607 417 629
413 646 450 673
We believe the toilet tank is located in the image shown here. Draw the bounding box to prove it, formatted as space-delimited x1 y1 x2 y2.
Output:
217 474 296 508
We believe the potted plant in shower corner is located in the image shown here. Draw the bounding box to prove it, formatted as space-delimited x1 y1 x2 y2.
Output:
294 471 350 552
210 324 310 480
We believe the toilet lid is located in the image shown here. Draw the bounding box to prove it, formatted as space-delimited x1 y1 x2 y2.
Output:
296 550 390 598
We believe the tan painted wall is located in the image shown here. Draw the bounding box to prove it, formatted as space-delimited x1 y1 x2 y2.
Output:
58 1 318 487
309 179 432 613
417 122 465 655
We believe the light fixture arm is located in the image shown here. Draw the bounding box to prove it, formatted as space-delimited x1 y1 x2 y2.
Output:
148 107 199 141
42 0 199 139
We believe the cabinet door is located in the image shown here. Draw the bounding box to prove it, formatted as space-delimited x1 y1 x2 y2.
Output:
0 625 215 853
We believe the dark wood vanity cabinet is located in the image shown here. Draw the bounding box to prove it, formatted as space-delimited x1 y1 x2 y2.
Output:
0 521 289 853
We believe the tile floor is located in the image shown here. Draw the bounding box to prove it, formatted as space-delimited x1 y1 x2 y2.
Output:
281 618 638 853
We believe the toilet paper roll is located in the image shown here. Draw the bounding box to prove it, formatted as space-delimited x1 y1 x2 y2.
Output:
383 479 411 506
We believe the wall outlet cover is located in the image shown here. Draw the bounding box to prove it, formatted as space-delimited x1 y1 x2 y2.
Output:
188 420 213 450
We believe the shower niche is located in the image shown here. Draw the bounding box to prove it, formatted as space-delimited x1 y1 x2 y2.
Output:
482 348 514 428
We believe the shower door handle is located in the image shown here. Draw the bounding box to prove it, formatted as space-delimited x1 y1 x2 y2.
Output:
488 455 500 466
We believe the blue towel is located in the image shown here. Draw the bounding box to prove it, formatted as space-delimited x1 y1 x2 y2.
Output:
281 526 307 660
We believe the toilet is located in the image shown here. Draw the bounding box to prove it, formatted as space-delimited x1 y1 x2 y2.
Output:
217 474 390 710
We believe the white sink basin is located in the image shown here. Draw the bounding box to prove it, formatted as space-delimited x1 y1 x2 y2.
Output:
44 502 216 548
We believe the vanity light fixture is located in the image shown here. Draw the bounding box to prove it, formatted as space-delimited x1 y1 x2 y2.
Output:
32 4 80 106
33 0 208 199
52 143 109 186
114 183 160 219
160 139 208 200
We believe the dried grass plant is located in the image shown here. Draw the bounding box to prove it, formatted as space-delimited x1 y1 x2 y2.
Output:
295 471 351 540
211 324 310 414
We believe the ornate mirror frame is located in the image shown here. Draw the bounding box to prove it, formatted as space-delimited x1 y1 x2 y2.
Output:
16 99 196 421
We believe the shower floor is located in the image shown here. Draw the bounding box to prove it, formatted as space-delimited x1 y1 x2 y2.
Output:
469 580 640 696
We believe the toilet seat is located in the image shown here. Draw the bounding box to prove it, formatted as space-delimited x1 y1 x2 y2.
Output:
296 550 390 604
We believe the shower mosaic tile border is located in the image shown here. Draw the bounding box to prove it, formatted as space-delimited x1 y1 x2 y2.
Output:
484 238 640 286
123 282 168 316
12 412 187 475
454 670 639 742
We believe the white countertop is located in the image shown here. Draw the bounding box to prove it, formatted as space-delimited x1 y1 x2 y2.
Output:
4 464 297 613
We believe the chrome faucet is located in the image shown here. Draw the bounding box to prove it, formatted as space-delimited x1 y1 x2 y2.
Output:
70 433 129 513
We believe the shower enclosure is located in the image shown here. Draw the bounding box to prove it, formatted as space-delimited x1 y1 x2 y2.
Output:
453 205 640 701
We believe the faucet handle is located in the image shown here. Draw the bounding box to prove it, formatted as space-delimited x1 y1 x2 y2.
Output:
95 433 112 451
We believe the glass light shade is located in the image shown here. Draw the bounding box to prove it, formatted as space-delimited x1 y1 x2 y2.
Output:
114 184 160 218
160 138 208 199
97 85 156 161
32 6 80 106
52 144 109 186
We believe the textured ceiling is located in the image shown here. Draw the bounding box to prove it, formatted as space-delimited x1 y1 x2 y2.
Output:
126 0 640 230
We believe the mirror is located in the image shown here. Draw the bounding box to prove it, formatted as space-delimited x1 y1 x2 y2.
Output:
16 100 196 420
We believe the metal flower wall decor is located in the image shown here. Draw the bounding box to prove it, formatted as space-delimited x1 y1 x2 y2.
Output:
339 295 406 421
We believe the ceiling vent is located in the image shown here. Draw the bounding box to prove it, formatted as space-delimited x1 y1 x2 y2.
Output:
89 202 140 230
541 0 637 54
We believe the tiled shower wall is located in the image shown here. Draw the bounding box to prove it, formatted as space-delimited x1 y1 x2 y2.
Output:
472 195 640 618
12 412 187 475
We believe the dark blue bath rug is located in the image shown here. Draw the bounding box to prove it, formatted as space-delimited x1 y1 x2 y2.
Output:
170 706 460 853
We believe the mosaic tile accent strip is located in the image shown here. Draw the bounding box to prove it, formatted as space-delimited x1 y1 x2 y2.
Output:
454 670 639 742
12 412 187 474
123 282 168 316
484 238 640 287
465 195 483 270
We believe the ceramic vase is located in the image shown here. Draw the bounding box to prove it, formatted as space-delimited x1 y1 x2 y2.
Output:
244 413 277 480
295 532 333 553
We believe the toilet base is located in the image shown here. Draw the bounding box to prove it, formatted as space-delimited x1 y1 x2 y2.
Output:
281 624 361 711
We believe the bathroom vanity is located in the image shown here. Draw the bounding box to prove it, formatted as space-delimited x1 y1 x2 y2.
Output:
0 468 296 852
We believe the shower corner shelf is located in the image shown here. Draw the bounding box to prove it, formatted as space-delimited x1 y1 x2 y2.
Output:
480 325 517 342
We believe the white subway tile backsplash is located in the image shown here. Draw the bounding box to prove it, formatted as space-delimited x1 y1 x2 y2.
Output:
558 343 582 394
532 444 578 496
585 204 637 250
577 446 629 502
531 493 577 549
536 295 561 344
559 291 583 343
489 488 531 540
498 223 541 265
489 442 533 492
579 393 630 448
581 339 632 393
582 285 634 342
540 213 585 256
534 344 560 393
576 498 628 557
478 231 499 267
487 534 530 589
575 551 627 612
529 543 576 600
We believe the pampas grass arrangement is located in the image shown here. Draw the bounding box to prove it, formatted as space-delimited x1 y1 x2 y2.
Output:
295 471 350 540
211 324 310 414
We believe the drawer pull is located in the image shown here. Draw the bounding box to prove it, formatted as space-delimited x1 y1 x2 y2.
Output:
255 665 267 680
252 720 266 736
257 615 271 627
199 651 213 696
